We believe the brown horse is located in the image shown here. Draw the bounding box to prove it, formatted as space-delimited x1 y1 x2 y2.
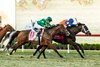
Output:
9 24 69 58
33 23 91 58
0 24 14 43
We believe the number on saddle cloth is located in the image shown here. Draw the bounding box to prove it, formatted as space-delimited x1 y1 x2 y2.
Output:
29 30 36 41
29 28 43 41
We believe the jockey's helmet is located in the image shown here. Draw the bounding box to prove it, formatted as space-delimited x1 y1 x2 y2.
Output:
47 17 52 22
69 18 74 23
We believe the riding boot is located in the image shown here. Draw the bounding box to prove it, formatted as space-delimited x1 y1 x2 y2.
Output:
37 31 41 45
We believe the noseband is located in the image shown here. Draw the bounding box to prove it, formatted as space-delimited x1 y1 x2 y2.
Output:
81 25 89 34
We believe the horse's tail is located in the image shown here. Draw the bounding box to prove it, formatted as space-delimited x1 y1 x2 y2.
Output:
7 31 20 46
1 31 20 48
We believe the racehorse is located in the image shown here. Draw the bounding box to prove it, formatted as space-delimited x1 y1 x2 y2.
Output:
0 24 14 43
9 24 69 58
33 23 91 58
53 23 91 43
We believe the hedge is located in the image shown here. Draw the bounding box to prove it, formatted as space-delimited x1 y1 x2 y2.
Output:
19 42 100 50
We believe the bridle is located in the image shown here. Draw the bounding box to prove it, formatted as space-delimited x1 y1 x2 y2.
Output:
81 25 89 34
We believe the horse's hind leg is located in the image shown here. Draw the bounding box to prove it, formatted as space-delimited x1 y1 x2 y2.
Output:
37 45 47 59
10 42 24 55
10 45 16 55
10 44 18 55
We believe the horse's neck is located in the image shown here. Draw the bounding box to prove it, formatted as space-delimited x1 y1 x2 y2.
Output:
0 28 7 42
70 26 81 35
48 27 59 36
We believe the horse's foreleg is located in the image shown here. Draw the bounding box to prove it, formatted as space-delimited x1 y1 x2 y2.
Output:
37 45 47 59
41 45 47 59
48 44 63 58
73 43 84 58
76 43 85 56
67 39 84 58
33 45 43 56
42 48 46 58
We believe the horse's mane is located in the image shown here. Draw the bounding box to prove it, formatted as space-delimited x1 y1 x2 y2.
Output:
3 24 13 28
45 24 60 30
77 23 85 26
67 23 85 29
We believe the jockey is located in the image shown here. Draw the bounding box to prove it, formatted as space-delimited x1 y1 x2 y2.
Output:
33 16 52 30
59 18 78 36
60 18 77 27
29 17 52 41
37 16 52 27
65 18 77 27
25 20 35 30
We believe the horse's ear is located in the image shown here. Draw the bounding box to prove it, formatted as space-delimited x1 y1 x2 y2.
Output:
56 24 59 26
4 24 7 26
54 24 59 26
77 22 82 25
7 24 10 25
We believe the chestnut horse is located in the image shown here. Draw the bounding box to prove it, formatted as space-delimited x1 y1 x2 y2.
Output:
9 24 69 58
33 23 91 58
0 24 14 43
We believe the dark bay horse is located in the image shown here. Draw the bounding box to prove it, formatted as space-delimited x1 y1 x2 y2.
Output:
0 24 14 43
33 23 91 58
53 23 91 44
9 24 69 58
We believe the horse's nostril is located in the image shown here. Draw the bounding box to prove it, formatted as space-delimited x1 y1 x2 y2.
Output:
88 32 91 35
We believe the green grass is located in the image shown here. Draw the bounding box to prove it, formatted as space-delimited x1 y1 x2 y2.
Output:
0 49 100 67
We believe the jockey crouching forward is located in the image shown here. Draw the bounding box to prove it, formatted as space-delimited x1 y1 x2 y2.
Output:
28 17 52 42
59 18 78 36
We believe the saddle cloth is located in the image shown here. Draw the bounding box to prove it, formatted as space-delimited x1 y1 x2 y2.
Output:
29 30 43 41
54 34 64 40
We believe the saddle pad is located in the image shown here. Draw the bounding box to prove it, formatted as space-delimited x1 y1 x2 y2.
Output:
29 31 36 41
29 30 43 41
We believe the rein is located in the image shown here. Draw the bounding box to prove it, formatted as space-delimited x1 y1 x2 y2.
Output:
46 26 61 36
81 25 89 34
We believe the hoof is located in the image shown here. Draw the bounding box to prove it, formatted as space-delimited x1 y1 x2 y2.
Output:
60 55 63 58
44 57 47 59
30 56 34 58
20 56 24 58
10 52 12 55
37 57 40 59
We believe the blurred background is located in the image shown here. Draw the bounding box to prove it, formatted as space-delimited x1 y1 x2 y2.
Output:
0 0 100 43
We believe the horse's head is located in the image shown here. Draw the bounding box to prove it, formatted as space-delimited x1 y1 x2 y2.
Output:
77 23 91 36
4 24 14 32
